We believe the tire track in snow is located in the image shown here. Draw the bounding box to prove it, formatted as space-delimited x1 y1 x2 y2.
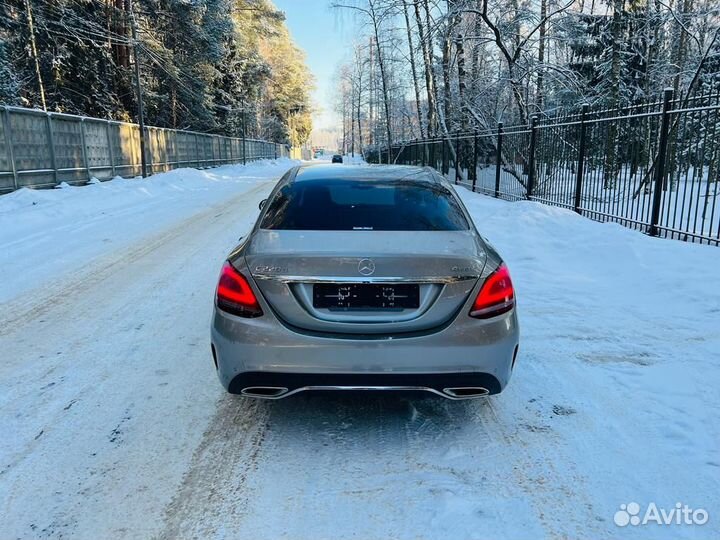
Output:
476 369 603 539
0 178 279 538
0 182 271 342
158 396 272 540
0 182 273 460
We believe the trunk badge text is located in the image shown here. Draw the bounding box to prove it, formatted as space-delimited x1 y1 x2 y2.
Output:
358 258 376 276
255 265 288 273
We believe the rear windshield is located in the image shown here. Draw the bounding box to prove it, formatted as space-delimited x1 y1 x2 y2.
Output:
259 178 469 231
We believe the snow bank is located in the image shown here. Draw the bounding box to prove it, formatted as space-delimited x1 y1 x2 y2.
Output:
0 159 298 303
342 153 366 165
455 186 720 537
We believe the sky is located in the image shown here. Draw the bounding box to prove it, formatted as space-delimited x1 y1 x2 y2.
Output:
273 1 353 134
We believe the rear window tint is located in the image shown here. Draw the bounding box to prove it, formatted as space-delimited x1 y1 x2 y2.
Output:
259 178 469 231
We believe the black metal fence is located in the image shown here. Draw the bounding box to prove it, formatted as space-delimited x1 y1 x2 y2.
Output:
373 88 720 246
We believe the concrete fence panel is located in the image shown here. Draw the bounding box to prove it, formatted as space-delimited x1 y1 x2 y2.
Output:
0 106 289 194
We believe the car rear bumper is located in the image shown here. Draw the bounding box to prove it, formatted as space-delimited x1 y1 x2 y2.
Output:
226 371 504 399
210 306 520 399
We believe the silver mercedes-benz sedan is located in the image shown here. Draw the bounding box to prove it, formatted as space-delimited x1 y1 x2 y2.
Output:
210 164 519 400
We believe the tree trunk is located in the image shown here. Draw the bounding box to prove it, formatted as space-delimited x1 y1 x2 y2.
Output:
442 27 452 130
536 0 547 113
357 78 364 157
415 0 437 137
471 10 482 116
369 1 392 164
368 36 375 148
354 46 364 157
24 0 47 110
456 33 467 132
402 0 425 139
114 0 130 69
604 0 623 188
672 0 693 95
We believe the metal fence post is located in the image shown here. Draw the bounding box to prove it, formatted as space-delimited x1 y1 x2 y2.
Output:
455 130 461 184
242 131 246 165
442 137 448 175
2 107 18 190
649 88 674 237
526 115 538 199
194 133 200 168
45 112 58 184
495 122 503 198
105 121 116 178
472 130 478 191
80 118 91 181
146 127 153 175
573 105 589 214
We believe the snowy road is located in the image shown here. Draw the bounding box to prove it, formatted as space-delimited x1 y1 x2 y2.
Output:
1 161 719 540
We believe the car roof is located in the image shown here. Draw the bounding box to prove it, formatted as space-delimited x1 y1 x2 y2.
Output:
292 164 439 184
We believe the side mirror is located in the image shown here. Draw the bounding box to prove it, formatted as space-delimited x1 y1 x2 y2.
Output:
258 198 267 210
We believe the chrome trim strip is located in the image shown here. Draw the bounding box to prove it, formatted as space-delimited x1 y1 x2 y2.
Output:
251 275 478 284
240 385 489 400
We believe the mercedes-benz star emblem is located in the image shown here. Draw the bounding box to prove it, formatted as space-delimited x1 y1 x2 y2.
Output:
358 258 376 276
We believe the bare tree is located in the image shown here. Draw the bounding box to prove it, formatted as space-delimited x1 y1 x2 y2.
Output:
333 0 396 163
401 0 425 138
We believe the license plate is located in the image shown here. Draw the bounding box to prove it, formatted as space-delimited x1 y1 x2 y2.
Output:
313 283 420 310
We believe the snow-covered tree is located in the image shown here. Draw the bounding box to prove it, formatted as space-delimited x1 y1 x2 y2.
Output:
0 0 314 144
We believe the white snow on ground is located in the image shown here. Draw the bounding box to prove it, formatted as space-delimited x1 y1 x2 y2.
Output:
0 159 297 302
0 164 718 540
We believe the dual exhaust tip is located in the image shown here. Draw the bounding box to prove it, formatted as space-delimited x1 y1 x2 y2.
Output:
441 387 490 399
239 385 489 400
240 386 289 398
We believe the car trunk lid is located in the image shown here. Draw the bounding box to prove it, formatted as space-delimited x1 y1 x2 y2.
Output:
243 230 486 334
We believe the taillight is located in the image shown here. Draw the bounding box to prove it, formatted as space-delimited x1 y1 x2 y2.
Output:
470 264 515 319
216 262 263 318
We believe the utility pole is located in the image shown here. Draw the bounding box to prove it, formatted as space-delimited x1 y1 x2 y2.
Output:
129 2 148 178
25 0 46 111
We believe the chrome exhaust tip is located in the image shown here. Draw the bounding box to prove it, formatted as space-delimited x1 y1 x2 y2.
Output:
443 387 490 399
240 386 289 399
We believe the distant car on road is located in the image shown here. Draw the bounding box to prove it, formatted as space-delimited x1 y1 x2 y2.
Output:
211 165 519 400
331 154 343 163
